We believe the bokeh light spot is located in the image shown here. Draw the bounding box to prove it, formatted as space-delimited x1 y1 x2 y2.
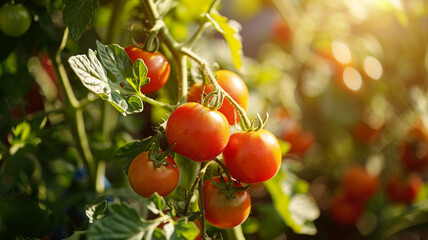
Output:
364 56 383 80
343 67 362 91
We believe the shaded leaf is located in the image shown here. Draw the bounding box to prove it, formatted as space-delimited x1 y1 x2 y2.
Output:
86 200 108 223
63 0 99 40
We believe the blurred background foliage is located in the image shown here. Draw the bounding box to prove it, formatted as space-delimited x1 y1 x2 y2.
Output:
1 0 428 239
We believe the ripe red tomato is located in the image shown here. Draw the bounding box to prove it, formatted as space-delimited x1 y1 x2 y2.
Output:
341 165 378 202
202 177 251 229
352 120 383 143
187 70 249 125
124 45 171 94
166 102 230 162
223 129 282 183
127 151 179 198
399 140 428 171
0 3 31 37
280 117 314 156
386 173 423 204
329 193 364 226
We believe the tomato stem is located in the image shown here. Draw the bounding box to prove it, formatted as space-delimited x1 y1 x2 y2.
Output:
198 176 208 240
183 161 212 216
50 28 98 191
136 92 175 111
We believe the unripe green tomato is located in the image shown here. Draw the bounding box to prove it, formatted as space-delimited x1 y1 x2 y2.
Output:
0 3 32 37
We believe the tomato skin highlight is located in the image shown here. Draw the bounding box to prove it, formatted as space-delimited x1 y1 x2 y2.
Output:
223 129 282 183
166 102 230 162
187 70 249 125
124 45 171 93
202 177 251 229
127 152 179 198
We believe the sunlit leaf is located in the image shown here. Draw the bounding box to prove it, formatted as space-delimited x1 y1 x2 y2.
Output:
68 42 148 116
207 11 243 69
86 200 108 223
264 165 319 235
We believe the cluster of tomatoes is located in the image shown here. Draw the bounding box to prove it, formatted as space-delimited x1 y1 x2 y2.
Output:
329 122 428 226
125 45 283 229
0 0 50 38
329 165 378 226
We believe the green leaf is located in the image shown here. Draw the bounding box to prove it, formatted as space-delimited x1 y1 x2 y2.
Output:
207 11 243 69
171 218 199 240
147 193 166 215
95 40 149 93
63 0 99 40
8 121 41 155
86 200 108 223
87 202 166 240
114 136 155 173
68 46 145 116
64 231 87 240
264 165 319 235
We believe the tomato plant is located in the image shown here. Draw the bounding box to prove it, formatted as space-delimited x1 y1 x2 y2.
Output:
223 129 282 183
202 177 251 229
4 0 428 239
127 151 179 198
0 3 31 37
125 45 171 94
187 70 249 125
166 102 230 162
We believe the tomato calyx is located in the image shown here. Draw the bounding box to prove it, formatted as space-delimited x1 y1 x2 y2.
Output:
201 89 225 111
148 131 176 168
240 112 269 132
207 161 251 200
131 20 163 52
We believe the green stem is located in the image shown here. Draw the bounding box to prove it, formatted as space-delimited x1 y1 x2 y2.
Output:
137 92 175 111
224 226 246 240
199 176 208 240
51 28 97 190
183 161 212 215
177 55 188 105
179 47 252 129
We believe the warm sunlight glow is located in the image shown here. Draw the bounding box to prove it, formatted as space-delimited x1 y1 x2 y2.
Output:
364 56 383 80
343 67 362 91
332 41 351 64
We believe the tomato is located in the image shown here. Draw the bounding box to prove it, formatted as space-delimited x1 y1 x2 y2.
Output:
202 177 251 229
352 120 383 144
271 15 292 45
127 151 179 198
329 193 364 226
386 173 423 204
187 70 249 125
223 129 282 183
166 102 230 162
280 117 314 156
124 45 171 94
341 165 378 202
399 123 428 171
399 141 428 171
0 3 32 37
